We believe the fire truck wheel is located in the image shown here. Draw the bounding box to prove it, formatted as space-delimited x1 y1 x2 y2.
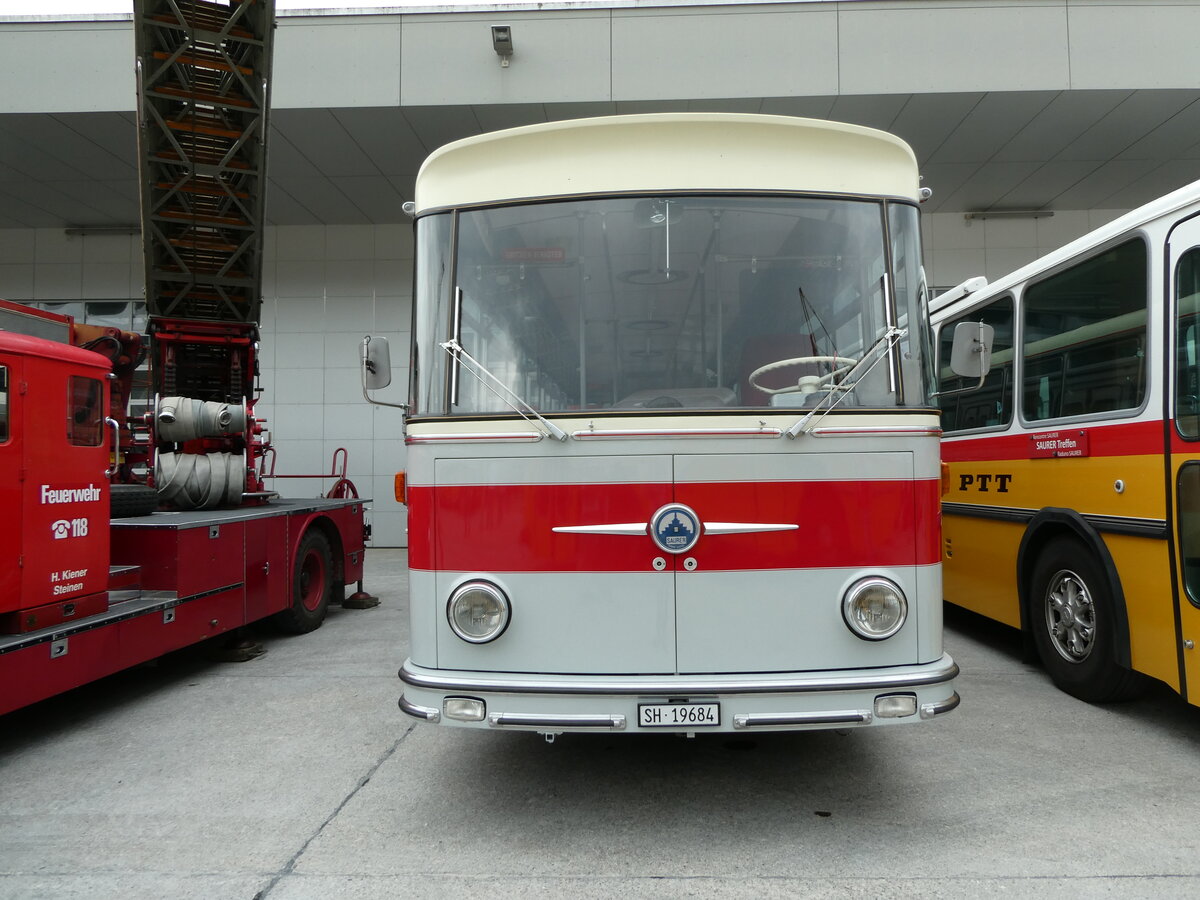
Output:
274 529 334 634
110 483 159 518
1029 537 1143 703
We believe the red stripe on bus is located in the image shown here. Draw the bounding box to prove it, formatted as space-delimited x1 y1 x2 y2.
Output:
941 420 1162 463
408 479 940 572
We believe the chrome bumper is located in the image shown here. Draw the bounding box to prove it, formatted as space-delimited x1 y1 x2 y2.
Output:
398 654 960 733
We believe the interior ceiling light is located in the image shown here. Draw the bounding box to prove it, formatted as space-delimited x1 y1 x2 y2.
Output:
618 269 688 285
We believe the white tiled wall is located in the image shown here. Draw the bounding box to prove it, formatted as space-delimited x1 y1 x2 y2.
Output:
923 208 1130 292
258 224 414 548
1 209 1134 547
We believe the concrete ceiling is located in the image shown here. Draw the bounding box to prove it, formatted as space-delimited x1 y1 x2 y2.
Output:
3 88 1200 229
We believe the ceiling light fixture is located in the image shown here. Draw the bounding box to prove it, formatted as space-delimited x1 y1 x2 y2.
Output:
963 210 1054 221
491 25 514 67
64 225 140 236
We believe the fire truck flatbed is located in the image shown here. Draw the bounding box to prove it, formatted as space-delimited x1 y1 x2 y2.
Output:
0 496 368 716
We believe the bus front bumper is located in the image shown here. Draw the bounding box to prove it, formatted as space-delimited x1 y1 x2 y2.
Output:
398 654 959 734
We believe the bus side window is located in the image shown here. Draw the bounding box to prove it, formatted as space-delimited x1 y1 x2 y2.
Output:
1175 248 1200 439
1023 238 1148 423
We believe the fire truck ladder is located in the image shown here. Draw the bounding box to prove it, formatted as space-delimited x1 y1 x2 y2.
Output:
134 0 274 326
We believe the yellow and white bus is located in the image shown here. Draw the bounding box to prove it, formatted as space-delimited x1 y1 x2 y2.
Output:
931 179 1200 705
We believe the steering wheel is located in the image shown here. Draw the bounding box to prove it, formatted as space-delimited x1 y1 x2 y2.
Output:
747 356 858 396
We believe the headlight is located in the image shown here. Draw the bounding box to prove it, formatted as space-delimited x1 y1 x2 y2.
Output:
842 577 907 640
447 581 511 643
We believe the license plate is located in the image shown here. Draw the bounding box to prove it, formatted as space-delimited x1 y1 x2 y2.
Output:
638 702 720 728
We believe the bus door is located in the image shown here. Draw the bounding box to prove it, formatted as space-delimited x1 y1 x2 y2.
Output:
1168 214 1200 703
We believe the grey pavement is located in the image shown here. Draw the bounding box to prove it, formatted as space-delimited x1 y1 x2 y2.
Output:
1 548 1198 899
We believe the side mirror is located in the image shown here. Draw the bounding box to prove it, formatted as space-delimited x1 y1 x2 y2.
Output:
949 321 993 379
361 335 392 391
361 335 407 412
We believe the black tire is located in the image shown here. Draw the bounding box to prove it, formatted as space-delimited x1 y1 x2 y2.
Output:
273 529 334 635
110 483 159 518
1029 537 1143 702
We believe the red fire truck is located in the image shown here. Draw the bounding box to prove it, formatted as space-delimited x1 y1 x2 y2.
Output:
0 301 369 716
0 0 371 716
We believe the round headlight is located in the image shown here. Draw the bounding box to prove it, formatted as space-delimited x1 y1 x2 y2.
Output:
842 577 907 641
447 581 511 643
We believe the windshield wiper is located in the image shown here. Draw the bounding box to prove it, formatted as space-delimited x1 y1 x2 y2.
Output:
440 338 569 442
784 326 907 438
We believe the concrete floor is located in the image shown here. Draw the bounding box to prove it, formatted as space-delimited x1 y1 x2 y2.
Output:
1 548 1198 899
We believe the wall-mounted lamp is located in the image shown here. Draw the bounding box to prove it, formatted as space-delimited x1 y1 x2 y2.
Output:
64 225 140 236
963 209 1054 221
491 25 513 67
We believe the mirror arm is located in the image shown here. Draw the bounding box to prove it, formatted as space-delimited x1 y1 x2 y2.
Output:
932 370 988 399
360 336 408 412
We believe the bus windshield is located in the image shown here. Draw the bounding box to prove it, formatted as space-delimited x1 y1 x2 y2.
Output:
413 195 930 415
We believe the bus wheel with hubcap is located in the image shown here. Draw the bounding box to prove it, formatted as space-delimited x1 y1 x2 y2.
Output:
1029 537 1142 702
273 529 334 634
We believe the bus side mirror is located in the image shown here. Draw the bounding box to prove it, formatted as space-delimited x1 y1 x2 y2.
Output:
360 336 408 412
361 335 392 390
949 321 993 379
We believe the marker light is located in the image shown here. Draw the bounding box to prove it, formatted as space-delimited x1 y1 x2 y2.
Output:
842 577 908 641
874 694 918 718
447 581 511 643
443 697 487 722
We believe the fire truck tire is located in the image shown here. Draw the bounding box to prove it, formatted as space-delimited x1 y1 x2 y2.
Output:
273 529 334 634
1029 537 1143 703
110 483 159 518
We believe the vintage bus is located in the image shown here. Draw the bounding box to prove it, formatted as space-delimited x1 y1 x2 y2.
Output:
367 113 966 738
932 178 1200 706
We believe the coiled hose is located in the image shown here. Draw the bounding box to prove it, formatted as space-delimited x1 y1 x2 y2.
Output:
156 451 244 509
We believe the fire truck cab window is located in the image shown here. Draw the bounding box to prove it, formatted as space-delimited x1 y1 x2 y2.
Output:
67 375 103 447
0 365 8 442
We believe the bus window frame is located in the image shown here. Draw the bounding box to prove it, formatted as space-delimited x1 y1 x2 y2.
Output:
1016 233 1152 430
1173 244 1200 442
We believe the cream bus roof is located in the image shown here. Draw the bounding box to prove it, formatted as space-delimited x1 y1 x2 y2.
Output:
414 113 921 213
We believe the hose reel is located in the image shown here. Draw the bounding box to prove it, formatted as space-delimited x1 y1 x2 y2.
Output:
154 395 250 509
156 395 247 442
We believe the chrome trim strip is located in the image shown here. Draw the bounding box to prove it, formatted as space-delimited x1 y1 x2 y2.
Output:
1082 514 1168 539
704 522 798 535
552 523 648 536
809 425 942 437
942 502 1168 538
399 654 959 697
489 712 627 731
552 522 798 537
571 427 782 440
920 691 961 719
398 695 441 723
405 432 544 444
733 710 872 729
